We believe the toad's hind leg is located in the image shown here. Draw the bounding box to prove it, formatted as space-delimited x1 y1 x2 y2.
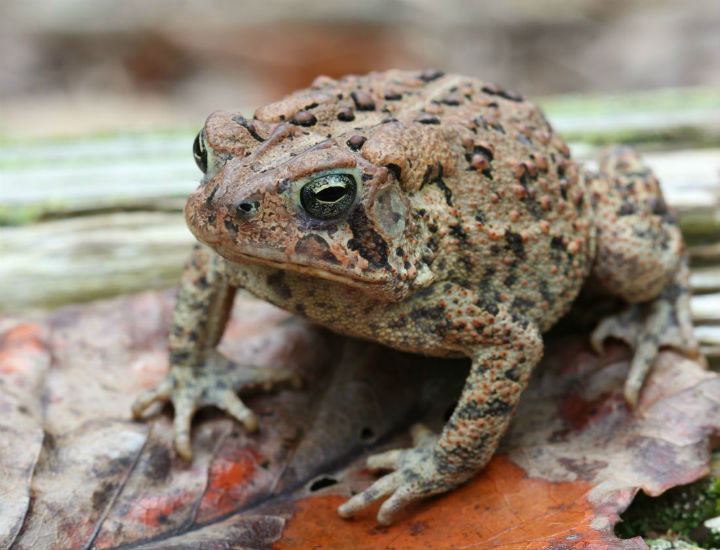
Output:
588 146 700 407
591 259 700 406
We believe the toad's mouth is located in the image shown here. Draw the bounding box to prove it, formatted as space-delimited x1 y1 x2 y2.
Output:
214 247 390 290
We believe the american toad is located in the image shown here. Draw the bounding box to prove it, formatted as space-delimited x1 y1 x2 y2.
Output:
132 69 699 524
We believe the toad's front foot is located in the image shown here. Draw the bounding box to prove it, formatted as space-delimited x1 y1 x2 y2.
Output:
338 424 473 525
132 350 300 460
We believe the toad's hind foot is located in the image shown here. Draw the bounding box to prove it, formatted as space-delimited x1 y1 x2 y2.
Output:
589 146 701 408
591 260 700 408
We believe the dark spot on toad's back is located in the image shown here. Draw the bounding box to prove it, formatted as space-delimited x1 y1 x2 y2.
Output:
479 266 496 291
415 114 441 125
538 279 555 308
425 164 453 206
505 368 521 382
481 84 523 102
347 135 366 151
475 299 499 316
419 69 444 82
351 90 375 111
291 110 317 127
449 223 468 242
475 144 494 161
511 296 534 312
232 115 266 142
441 94 461 106
337 107 355 122
504 231 526 260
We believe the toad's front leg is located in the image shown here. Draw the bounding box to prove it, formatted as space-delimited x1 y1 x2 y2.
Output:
338 310 543 525
131 244 299 460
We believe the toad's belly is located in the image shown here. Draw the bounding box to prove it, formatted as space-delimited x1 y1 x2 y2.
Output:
222 256 578 358
223 259 471 356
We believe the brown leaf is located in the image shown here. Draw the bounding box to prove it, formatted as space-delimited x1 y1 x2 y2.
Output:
0 323 48 547
0 291 717 550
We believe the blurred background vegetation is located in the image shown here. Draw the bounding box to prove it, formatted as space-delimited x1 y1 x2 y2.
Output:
1 0 719 313
2 0 719 138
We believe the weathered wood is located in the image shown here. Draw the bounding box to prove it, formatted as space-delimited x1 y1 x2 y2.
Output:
0 212 193 311
1 89 719 368
2 87 719 226
689 293 720 324
0 133 199 225
690 267 720 294
540 87 720 146
3 149 718 312
690 242 720 265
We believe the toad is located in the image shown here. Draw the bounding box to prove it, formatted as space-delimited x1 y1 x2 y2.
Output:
132 69 699 524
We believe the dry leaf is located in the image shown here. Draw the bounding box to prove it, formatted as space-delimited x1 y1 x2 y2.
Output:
1 291 718 550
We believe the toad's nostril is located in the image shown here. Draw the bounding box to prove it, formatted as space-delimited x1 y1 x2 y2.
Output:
236 200 258 216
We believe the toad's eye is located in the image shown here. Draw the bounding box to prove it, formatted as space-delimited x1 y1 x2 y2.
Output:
193 132 207 173
300 174 357 220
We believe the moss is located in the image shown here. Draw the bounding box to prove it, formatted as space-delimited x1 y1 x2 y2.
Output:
538 86 720 148
0 204 44 226
616 454 720 548
559 125 720 149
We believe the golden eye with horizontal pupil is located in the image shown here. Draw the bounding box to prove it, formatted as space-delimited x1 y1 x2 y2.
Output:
300 174 357 220
193 132 207 173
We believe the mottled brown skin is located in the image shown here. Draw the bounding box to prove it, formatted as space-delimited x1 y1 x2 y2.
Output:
132 69 699 525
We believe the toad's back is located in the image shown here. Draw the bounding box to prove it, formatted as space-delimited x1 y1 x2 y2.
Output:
250 69 595 332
